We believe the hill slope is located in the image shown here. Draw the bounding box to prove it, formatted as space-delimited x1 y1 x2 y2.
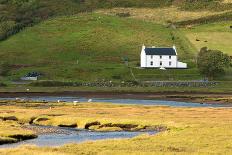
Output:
0 1 232 83
0 13 192 82
1 0 232 41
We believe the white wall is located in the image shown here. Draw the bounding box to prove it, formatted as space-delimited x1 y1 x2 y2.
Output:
177 61 187 68
145 55 177 68
140 46 187 69
140 46 146 68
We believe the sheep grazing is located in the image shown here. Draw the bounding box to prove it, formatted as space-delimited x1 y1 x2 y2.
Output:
88 99 93 103
73 101 79 106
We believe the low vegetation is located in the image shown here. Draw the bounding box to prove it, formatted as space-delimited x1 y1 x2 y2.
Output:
0 0 231 88
0 121 37 145
0 102 232 154
183 21 232 55
96 7 232 25
0 13 195 82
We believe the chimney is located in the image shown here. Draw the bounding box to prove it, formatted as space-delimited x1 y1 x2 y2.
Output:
142 44 146 50
173 45 176 50
173 45 177 55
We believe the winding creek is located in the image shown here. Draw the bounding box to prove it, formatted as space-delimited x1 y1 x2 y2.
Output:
0 125 156 148
0 96 231 148
1 96 232 107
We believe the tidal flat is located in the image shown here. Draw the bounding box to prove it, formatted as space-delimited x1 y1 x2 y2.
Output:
0 101 232 154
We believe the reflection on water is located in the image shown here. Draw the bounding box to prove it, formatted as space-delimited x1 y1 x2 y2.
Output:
0 126 156 148
0 96 230 107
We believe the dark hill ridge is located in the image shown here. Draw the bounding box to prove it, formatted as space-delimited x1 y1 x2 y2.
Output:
0 0 232 41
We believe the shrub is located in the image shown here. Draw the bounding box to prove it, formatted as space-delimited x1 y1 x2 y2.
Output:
197 47 231 79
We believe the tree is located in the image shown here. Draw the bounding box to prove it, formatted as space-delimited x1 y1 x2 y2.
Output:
197 47 231 80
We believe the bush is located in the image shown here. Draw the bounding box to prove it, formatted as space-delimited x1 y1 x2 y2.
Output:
197 47 231 79
0 83 7 87
0 63 11 76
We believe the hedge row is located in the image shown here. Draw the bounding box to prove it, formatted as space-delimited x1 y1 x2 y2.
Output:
175 11 232 26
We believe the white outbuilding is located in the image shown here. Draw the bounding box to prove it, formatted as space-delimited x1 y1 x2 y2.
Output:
140 45 187 69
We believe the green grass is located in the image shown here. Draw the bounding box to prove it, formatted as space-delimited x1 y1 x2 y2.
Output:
0 6 231 85
0 13 196 82
183 21 232 55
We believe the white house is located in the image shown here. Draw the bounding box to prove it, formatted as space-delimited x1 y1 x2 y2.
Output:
140 45 187 69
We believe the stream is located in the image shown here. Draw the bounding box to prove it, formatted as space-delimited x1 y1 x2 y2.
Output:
0 96 230 148
0 96 231 107
0 125 156 148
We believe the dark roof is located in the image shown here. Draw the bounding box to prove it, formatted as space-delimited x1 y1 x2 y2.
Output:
145 47 176 55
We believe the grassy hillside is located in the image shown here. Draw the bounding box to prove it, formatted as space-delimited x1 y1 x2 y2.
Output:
1 0 232 41
0 12 231 83
183 21 232 55
0 0 232 84
1 13 194 82
96 7 232 25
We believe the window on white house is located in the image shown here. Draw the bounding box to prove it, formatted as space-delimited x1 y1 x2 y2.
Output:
160 61 162 66
160 55 162 59
150 61 153 66
169 61 172 66
151 55 153 59
169 56 171 59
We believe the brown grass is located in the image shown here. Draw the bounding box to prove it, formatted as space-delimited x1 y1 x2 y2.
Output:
0 102 232 154
96 7 231 24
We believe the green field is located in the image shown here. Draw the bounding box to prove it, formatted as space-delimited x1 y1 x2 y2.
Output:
0 0 232 88
0 13 198 82
183 21 232 55
0 12 231 83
